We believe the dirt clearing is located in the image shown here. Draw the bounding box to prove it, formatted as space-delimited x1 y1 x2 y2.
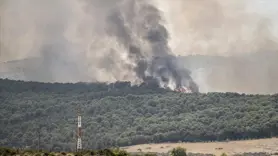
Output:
123 138 278 155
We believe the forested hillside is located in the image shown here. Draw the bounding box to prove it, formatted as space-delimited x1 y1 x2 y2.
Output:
0 79 278 151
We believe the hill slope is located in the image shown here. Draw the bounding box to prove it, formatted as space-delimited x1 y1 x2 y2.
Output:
0 79 278 151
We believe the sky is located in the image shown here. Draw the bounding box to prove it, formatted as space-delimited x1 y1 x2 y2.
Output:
1 0 278 61
1 0 278 94
249 0 278 34
252 0 278 14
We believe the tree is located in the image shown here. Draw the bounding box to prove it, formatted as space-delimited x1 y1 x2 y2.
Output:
170 147 187 156
1 78 278 149
221 153 227 156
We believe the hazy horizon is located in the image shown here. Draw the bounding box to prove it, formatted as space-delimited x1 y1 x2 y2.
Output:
1 0 278 94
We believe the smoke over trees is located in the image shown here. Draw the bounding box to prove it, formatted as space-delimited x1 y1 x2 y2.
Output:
1 0 278 93
102 0 198 91
0 0 199 92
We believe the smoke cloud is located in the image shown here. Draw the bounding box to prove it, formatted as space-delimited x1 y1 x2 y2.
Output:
156 0 278 94
0 0 199 92
1 0 278 94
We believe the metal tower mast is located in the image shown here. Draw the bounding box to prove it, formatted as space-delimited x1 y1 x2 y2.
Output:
77 108 82 151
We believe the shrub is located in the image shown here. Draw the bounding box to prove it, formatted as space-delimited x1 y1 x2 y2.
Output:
220 153 227 156
170 147 187 156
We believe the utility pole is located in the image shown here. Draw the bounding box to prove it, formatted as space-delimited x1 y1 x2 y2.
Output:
76 107 82 151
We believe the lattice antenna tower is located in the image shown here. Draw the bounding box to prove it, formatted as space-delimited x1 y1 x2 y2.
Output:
76 106 82 151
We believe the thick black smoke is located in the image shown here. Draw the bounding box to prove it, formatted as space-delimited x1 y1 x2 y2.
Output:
1 0 278 94
0 0 199 92
104 0 199 92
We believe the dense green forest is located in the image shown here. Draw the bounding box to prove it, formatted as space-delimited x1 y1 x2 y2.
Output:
0 79 278 151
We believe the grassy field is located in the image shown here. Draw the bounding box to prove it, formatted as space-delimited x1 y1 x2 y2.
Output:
123 138 278 155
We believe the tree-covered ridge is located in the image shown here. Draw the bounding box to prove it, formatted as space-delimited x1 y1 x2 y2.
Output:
0 79 278 151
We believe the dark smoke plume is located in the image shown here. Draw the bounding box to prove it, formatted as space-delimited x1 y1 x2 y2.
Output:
2 0 278 94
103 0 198 92
0 0 198 92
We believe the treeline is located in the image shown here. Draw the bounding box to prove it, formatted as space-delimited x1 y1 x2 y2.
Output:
0 146 274 156
0 147 145 156
0 79 278 151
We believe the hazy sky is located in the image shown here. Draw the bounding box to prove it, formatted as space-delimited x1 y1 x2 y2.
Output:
1 0 278 94
249 0 278 33
1 0 278 61
251 0 278 14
